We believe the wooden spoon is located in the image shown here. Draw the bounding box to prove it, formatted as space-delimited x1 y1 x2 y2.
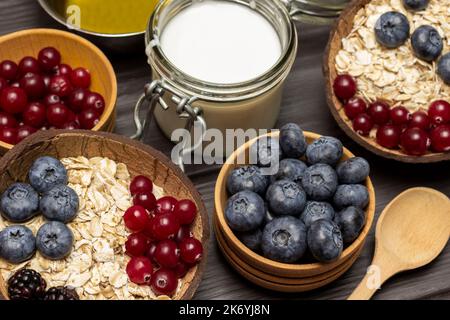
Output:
349 187 450 300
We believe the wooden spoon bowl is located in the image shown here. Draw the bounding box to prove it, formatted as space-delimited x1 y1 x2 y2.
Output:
323 0 450 163
0 130 209 300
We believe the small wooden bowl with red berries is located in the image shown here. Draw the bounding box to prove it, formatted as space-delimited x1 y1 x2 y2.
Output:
324 0 450 163
0 28 117 155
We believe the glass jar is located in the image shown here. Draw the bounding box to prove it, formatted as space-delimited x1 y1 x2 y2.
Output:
287 0 350 24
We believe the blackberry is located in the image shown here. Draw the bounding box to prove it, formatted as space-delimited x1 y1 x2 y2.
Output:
7 268 46 300
44 286 79 300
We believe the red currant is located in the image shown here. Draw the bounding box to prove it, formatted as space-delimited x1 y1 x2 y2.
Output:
154 240 180 268
17 125 37 142
126 256 153 285
0 87 28 113
70 67 91 88
401 128 429 156
125 232 152 257
133 191 157 211
344 97 367 119
430 125 450 152
43 93 62 106
376 124 401 149
353 113 374 136
18 57 41 78
46 103 70 127
83 92 105 115
38 47 61 72
409 111 430 130
0 127 17 144
151 213 180 240
174 199 197 225
151 268 178 296
42 74 51 90
175 225 193 243
23 102 46 128
130 175 153 195
10 82 20 88
78 109 100 129
53 64 72 77
49 75 73 97
428 100 450 126
333 74 357 101
0 77 7 92
156 196 178 215
67 88 89 113
0 112 18 128
123 205 150 232
172 261 191 278
61 121 80 130
0 60 18 80
368 101 390 125
19 73 46 98
390 106 411 125
179 238 203 264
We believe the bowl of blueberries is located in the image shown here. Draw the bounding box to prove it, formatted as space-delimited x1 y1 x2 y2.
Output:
214 123 375 292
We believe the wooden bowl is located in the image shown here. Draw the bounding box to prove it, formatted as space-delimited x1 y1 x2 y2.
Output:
214 131 375 280
0 130 209 300
323 0 449 163
0 29 117 154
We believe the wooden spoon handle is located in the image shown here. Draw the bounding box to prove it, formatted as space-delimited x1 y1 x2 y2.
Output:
348 272 380 300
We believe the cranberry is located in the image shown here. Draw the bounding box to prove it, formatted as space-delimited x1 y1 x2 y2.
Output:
390 106 411 125
0 87 28 113
123 205 150 232
175 225 193 243
151 268 178 296
70 67 91 88
53 64 72 77
83 92 105 115
401 128 429 156
49 75 73 97
42 74 51 90
353 113 374 136
46 103 70 127
18 57 41 77
0 127 17 144
151 213 180 240
67 88 89 113
19 73 46 98
38 47 61 72
43 93 62 106
17 125 37 142
344 97 367 119
133 191 157 211
23 102 46 128
156 196 178 215
78 109 99 129
126 256 153 285
0 112 18 128
430 125 450 152
333 74 357 101
376 124 401 149
172 261 190 278
145 242 158 262
61 121 80 130
125 232 152 257
0 77 7 92
174 199 197 225
428 100 450 126
10 82 20 88
368 101 390 125
130 175 153 196
179 237 203 264
409 111 430 130
0 60 18 80
154 240 180 268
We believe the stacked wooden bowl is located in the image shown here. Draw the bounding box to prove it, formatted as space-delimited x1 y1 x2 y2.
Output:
214 132 375 292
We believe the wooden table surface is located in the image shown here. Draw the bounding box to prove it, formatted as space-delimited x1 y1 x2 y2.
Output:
2 0 450 301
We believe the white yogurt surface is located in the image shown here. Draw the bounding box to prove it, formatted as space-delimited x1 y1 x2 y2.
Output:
160 0 282 84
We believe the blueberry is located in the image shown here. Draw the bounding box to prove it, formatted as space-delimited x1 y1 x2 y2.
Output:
0 183 39 223
36 221 74 260
238 229 262 252
307 220 343 263
226 165 269 196
265 209 276 224
225 191 265 232
40 185 79 223
300 201 335 228
250 137 283 167
403 0 429 11
279 123 307 158
266 179 307 216
0 225 36 263
274 159 308 185
28 157 68 193
411 25 443 62
333 184 369 209
334 206 366 244
437 53 450 85
306 136 343 166
301 164 338 201
261 216 307 263
375 11 410 49
336 157 370 184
